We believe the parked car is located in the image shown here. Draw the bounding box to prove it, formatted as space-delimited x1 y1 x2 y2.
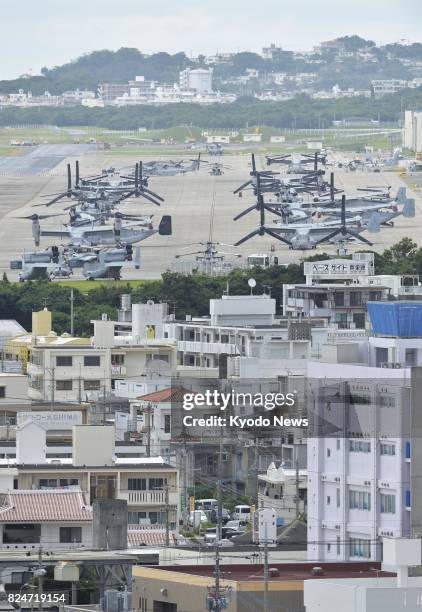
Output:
225 519 248 532
203 527 242 545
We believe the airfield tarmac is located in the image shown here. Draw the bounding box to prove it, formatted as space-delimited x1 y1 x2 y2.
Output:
0 146 420 281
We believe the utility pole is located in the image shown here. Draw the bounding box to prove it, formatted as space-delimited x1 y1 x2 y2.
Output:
50 367 55 411
146 404 151 458
295 449 300 519
261 502 269 612
165 484 170 547
34 546 45 612
70 288 74 336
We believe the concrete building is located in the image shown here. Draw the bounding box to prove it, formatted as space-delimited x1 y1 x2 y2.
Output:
371 79 408 97
403 109 422 152
258 462 307 525
179 68 213 93
132 561 390 612
305 538 422 612
0 424 180 532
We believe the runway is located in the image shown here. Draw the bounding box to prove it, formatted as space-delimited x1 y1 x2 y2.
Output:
0 147 420 281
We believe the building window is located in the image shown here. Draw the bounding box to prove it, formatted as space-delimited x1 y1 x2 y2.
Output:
350 537 371 559
128 478 146 491
349 440 371 453
84 380 101 390
379 394 396 408
59 527 82 543
337 536 341 555
334 292 345 307
164 414 171 434
3 524 41 544
336 488 340 508
353 313 365 329
39 479 58 488
327 448 331 458
128 511 147 524
56 356 73 367
380 493 396 514
380 443 396 456
84 356 101 367
349 394 371 406
349 490 371 510
56 380 72 391
149 478 167 490
350 292 362 307
336 439 340 450
327 496 331 505
0 387 5 399
111 354 125 365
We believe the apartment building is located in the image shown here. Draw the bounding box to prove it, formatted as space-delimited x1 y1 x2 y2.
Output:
0 424 179 532
306 301 422 562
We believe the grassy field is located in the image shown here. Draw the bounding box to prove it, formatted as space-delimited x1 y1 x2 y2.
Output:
55 279 149 292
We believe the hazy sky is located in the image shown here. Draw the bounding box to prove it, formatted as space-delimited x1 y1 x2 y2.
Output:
1 0 421 79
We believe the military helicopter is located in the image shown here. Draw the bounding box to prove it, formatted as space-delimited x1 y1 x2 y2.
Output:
209 162 231 176
206 143 224 156
174 241 242 275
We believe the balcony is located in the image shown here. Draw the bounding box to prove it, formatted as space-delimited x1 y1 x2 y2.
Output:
177 340 238 355
111 365 126 376
118 489 179 506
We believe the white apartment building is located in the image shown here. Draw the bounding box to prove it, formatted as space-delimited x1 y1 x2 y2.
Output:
179 68 213 93
403 109 422 152
307 355 412 563
371 79 409 97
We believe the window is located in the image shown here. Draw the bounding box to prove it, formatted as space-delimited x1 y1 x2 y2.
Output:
336 439 340 450
334 292 345 307
349 490 371 510
39 479 58 488
327 543 331 552
149 478 167 490
84 356 101 367
353 313 365 329
164 414 171 434
349 440 371 453
349 394 371 406
128 478 146 491
350 292 362 307
56 380 72 391
59 479 79 487
326 496 331 505
337 536 341 555
350 537 371 558
327 448 331 458
59 527 82 543
0 387 5 399
379 395 396 408
56 356 72 367
111 354 125 365
381 493 396 514
336 488 340 508
3 524 40 544
84 380 100 390
128 511 147 524
380 443 396 456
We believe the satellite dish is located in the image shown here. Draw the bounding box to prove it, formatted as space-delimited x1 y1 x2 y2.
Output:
248 278 256 288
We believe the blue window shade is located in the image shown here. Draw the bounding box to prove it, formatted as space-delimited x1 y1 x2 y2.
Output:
406 490 411 508
405 442 411 459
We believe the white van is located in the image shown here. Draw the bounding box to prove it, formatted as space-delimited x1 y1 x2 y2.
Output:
195 499 218 512
232 505 251 521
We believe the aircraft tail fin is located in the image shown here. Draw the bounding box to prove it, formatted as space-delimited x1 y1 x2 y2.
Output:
396 186 406 204
159 215 172 236
367 214 381 233
403 198 415 218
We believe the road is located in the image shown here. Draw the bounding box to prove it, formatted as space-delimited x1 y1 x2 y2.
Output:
0 147 420 280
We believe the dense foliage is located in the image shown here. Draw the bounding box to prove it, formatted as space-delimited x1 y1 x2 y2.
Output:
0 239 419 337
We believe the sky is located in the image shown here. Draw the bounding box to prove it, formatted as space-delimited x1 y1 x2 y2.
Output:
1 0 422 79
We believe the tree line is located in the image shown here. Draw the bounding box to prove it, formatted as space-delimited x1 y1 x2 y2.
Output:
0 239 419 337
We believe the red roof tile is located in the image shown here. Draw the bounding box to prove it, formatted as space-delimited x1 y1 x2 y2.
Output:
0 490 92 523
136 387 190 404
128 529 176 547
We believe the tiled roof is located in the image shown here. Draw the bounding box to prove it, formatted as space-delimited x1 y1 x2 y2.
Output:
0 490 92 523
128 528 176 547
136 387 190 404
